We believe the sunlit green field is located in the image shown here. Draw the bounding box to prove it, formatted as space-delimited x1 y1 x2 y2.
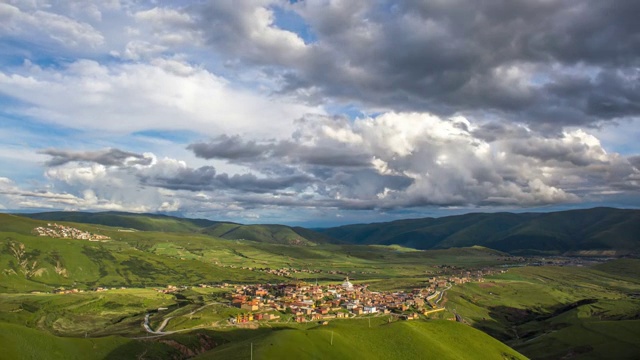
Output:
196 318 526 360
1 213 638 359
446 260 640 359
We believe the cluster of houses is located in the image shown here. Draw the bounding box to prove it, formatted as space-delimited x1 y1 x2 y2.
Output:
52 286 127 294
236 266 324 277
218 264 379 278
33 223 110 241
156 285 181 294
226 277 458 324
223 266 499 324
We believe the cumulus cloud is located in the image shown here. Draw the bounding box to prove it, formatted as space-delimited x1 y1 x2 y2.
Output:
3 111 638 219
173 0 640 128
191 0 308 65
0 1 639 221
187 112 640 209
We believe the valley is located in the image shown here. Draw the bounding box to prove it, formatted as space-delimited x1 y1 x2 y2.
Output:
1 210 639 359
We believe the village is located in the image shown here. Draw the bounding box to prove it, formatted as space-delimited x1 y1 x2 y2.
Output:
33 223 111 241
217 269 494 324
47 267 501 327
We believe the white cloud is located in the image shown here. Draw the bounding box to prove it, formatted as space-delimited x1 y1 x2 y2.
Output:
133 6 201 46
0 0 638 222
0 58 324 138
2 108 638 217
186 112 638 209
134 7 193 26
192 0 309 65
0 2 104 48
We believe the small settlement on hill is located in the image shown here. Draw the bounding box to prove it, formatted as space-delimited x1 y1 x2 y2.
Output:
223 272 490 324
33 224 110 241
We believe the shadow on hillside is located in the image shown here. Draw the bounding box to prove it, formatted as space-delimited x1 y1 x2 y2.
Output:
470 299 598 342
104 327 289 360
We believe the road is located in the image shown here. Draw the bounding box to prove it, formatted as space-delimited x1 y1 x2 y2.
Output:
423 308 446 315
142 302 230 336
435 284 452 305
143 313 174 334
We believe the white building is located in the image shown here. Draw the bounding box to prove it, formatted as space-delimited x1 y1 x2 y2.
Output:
342 277 354 291
364 306 377 314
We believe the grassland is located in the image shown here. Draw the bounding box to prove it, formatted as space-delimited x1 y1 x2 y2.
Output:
0 214 515 294
320 207 640 255
196 318 525 360
445 259 640 359
2 212 639 359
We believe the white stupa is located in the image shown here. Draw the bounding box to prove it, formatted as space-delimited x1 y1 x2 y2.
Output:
342 277 354 291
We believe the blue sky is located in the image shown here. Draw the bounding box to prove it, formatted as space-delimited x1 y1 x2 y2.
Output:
0 0 639 226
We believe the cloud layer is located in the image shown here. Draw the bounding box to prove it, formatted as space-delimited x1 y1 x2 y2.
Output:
0 0 638 224
3 113 636 221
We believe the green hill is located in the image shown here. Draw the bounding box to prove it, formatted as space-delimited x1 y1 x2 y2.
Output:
20 211 330 246
446 259 640 359
16 207 640 254
197 319 526 360
320 208 640 255
22 211 223 233
0 214 285 292
0 322 133 360
200 223 318 245
0 213 517 293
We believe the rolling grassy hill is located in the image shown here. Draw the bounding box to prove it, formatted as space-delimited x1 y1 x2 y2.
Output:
200 223 321 245
0 213 515 293
446 259 640 359
196 318 526 360
0 214 287 293
17 207 640 254
0 322 147 360
1 211 638 359
320 207 640 255
22 211 221 233
21 211 331 246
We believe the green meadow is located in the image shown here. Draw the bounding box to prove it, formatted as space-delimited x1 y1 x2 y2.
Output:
1 213 639 359
446 260 640 359
197 319 525 360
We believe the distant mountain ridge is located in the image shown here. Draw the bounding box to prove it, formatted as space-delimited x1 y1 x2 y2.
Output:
319 207 640 255
20 211 333 246
23 211 224 233
18 207 640 254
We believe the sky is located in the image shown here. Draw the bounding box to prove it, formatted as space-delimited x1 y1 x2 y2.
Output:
0 0 639 226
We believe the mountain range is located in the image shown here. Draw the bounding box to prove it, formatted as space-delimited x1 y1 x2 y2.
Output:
21 207 640 255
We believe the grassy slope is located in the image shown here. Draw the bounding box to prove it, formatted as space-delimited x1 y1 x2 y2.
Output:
20 212 331 246
0 322 129 360
0 214 516 293
0 321 187 360
446 259 640 359
201 223 316 245
0 214 288 292
7 212 639 359
0 289 177 337
19 208 640 254
21 211 219 233
320 208 640 254
197 319 526 360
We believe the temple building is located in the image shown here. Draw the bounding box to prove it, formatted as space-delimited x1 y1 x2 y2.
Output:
342 277 354 291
